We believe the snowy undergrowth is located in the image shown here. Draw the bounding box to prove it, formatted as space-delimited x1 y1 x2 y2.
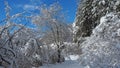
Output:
79 12 120 68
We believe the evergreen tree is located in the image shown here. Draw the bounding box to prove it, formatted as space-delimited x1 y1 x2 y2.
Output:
80 12 120 68
74 0 120 42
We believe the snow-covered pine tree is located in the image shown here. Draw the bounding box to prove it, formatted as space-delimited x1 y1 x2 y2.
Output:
73 0 120 42
79 12 120 68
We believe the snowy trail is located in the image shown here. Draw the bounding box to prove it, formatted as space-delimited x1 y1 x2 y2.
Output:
41 60 83 68
40 55 84 68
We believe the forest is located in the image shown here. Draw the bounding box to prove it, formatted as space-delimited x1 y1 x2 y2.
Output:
0 0 120 68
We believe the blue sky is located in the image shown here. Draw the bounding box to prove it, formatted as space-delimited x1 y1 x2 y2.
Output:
0 0 77 24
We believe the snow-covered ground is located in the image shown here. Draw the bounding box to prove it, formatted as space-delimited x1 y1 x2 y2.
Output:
37 55 84 68
41 60 83 68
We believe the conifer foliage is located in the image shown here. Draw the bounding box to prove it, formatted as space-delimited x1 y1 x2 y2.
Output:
74 0 120 42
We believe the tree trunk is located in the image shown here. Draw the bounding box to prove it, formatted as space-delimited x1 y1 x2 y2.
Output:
57 44 61 63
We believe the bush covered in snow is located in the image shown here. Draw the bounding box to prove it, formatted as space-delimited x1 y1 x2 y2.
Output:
79 12 120 68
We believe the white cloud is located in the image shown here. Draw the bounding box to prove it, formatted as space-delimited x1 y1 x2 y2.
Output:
23 4 38 10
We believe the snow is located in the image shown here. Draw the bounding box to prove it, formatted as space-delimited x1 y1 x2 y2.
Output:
2 1 120 68
79 12 120 68
65 55 80 60
72 19 79 34
93 12 119 36
117 29 120 36
98 0 105 5
0 66 4 68
101 0 105 5
115 1 120 6
100 12 118 23
33 55 83 68
100 15 107 23
40 60 83 68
